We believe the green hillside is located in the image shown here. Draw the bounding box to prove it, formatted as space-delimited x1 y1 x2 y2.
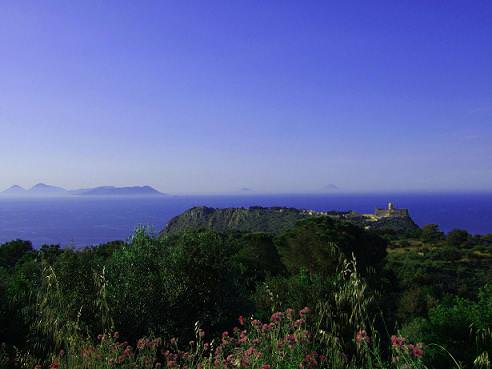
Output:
162 205 420 235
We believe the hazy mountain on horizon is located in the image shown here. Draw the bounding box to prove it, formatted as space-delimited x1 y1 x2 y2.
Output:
29 183 68 195
2 185 28 195
1 183 69 196
1 184 164 197
322 184 340 191
74 185 164 196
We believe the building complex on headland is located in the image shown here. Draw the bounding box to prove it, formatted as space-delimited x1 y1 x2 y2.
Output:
304 202 410 220
374 202 409 218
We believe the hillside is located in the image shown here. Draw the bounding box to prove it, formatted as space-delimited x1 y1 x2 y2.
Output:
162 206 312 234
162 205 420 235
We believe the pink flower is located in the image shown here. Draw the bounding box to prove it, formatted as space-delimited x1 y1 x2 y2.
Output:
262 365 271 369
285 308 294 319
238 315 245 325
285 334 296 344
355 329 370 344
299 307 311 318
252 319 262 327
391 335 405 347
271 311 284 322
412 343 424 358
294 319 305 327
137 338 147 350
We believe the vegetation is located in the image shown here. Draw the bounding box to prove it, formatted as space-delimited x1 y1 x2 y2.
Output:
0 215 491 369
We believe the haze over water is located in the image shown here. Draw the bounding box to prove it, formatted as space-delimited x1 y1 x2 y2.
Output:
0 193 491 247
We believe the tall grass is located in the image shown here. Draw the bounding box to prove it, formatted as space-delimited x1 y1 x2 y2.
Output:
9 254 436 369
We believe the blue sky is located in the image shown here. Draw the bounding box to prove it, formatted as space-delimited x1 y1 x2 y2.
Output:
1 1 491 194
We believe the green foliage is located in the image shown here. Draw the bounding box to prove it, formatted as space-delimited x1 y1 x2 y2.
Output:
421 224 445 243
20 258 426 369
232 232 285 290
385 233 492 324
0 344 9 369
447 229 470 247
402 285 492 369
0 244 40 350
275 217 387 277
0 214 491 369
0 240 33 268
106 229 249 341
254 268 335 318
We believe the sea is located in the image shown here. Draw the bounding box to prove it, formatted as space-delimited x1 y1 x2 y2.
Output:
0 193 491 248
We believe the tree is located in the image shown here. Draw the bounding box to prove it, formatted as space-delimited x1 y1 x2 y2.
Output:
275 217 387 277
0 240 33 268
106 229 248 341
447 229 470 247
421 224 445 243
403 286 492 369
233 232 286 290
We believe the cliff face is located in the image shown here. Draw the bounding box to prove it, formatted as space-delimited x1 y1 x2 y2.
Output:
348 214 420 234
162 206 420 235
162 206 312 235
366 216 420 233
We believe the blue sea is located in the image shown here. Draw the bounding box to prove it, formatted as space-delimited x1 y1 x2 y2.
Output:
0 193 491 247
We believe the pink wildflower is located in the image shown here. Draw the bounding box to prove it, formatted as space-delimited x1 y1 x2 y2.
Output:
355 329 370 344
271 311 284 322
391 335 406 347
299 306 311 318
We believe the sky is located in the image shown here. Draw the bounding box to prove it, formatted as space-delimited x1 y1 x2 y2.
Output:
1 1 491 194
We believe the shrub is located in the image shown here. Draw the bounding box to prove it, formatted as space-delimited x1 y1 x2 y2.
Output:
447 229 470 247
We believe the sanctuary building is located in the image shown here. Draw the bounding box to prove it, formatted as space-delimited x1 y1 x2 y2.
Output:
374 202 409 218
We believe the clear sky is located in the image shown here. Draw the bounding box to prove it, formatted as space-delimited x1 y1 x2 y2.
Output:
1 1 491 194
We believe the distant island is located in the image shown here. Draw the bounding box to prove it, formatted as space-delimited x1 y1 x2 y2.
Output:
0 183 165 197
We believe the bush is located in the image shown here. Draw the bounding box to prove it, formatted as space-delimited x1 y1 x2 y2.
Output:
402 285 492 369
447 229 470 247
275 218 387 277
106 229 249 342
421 225 445 243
